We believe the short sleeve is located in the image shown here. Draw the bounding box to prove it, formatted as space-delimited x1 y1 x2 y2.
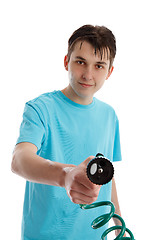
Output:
16 103 46 150
113 117 122 162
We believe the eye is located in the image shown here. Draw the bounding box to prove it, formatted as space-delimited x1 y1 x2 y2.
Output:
96 65 103 69
77 61 85 65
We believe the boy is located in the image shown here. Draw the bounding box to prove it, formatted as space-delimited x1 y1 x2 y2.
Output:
12 25 125 239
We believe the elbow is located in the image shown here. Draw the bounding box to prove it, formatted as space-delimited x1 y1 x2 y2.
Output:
11 152 19 174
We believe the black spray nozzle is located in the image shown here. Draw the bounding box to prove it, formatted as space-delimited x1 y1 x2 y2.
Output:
86 153 114 185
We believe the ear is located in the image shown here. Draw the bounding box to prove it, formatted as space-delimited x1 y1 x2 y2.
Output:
106 66 114 80
64 55 69 71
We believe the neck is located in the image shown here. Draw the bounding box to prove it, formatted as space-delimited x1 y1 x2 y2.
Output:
61 86 93 105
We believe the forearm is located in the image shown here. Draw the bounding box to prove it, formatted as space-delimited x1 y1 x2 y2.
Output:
11 144 75 187
111 177 122 225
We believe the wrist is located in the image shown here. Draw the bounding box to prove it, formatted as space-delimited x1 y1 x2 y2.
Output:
62 165 76 188
49 161 75 188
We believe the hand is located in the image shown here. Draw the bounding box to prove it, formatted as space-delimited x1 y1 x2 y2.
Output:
115 229 127 238
64 156 101 204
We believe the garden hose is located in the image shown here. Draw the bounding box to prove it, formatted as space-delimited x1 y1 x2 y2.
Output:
80 153 135 240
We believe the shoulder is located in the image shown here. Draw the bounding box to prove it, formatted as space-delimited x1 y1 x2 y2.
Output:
27 91 57 105
25 90 61 110
95 98 117 117
24 91 61 122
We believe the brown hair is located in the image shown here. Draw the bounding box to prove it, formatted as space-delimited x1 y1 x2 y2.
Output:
67 24 116 69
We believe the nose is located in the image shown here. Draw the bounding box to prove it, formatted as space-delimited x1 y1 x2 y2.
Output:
83 66 93 81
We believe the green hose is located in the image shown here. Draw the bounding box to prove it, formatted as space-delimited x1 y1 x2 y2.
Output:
80 201 135 240
81 154 135 239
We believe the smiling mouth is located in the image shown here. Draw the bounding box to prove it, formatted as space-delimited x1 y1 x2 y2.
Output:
79 82 93 88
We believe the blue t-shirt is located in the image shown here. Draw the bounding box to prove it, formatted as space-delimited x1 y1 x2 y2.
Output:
17 90 122 240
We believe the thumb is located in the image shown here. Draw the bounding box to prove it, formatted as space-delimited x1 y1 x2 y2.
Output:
80 155 95 167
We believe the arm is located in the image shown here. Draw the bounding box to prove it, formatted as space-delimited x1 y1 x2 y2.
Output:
111 177 126 237
11 142 73 187
11 142 101 204
111 177 121 221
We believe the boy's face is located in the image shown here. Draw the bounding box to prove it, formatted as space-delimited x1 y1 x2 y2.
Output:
64 41 113 105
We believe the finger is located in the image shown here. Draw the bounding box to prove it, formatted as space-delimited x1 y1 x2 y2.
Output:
80 155 95 167
69 190 97 205
76 156 97 189
75 169 102 191
70 180 100 198
74 171 97 190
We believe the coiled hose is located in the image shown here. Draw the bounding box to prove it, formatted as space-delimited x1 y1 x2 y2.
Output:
80 153 135 240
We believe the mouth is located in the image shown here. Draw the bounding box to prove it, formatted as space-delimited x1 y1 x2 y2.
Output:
79 82 93 88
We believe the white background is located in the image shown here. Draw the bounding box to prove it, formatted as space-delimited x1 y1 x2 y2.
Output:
0 0 160 239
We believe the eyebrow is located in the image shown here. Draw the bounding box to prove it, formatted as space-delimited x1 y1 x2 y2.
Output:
75 56 86 61
75 56 107 65
96 61 107 65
